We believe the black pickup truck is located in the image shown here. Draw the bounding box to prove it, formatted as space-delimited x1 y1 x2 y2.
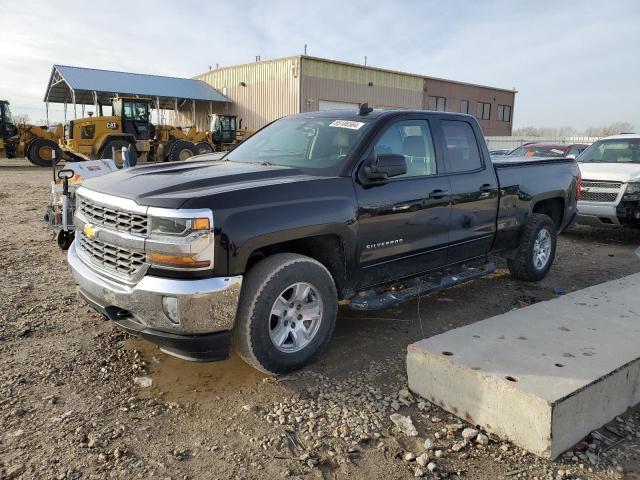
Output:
68 108 581 374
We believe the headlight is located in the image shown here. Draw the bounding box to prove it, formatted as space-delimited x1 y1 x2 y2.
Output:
625 183 640 195
146 210 214 272
149 216 210 236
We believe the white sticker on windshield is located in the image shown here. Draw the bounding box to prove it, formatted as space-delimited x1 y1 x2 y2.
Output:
550 149 564 154
329 120 366 130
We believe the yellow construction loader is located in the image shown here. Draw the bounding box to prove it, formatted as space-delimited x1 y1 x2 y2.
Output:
61 97 153 167
152 114 252 160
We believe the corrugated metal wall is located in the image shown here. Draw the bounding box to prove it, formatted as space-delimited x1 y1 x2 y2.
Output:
189 55 515 136
184 57 301 132
300 57 423 112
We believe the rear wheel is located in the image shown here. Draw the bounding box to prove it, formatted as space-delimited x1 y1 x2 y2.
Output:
27 138 62 167
195 141 214 155
232 253 338 374
166 140 197 162
508 213 557 282
101 139 138 168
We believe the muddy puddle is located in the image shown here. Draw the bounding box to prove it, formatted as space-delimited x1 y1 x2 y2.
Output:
124 338 268 403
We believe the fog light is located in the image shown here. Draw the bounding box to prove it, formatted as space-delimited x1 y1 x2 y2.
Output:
162 296 180 324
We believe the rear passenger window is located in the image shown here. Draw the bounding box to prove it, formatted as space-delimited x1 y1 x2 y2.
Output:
441 120 483 173
373 120 437 178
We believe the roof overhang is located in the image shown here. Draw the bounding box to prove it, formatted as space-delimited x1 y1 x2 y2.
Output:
44 64 231 110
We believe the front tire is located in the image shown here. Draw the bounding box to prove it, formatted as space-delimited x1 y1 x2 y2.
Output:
166 140 197 162
195 141 214 155
232 253 338 374
508 213 557 282
27 138 62 167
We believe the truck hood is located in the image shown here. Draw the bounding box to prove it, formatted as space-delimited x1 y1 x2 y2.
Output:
578 162 640 183
81 160 319 209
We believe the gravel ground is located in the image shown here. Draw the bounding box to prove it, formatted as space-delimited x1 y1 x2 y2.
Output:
1 158 639 480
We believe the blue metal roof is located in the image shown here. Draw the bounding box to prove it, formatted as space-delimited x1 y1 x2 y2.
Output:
45 64 230 106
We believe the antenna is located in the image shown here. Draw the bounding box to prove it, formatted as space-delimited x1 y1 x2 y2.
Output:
304 44 307 55
359 102 373 116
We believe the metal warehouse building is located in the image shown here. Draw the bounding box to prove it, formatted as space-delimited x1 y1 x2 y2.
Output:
180 55 516 136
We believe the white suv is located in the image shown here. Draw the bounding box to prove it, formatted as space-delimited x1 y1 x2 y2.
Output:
577 134 640 228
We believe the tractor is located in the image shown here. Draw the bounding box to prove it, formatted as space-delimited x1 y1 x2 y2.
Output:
62 97 154 167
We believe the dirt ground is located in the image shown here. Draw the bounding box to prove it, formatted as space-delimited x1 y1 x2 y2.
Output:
1 158 639 480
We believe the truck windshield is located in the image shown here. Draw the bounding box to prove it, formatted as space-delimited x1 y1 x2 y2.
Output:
579 138 640 164
225 117 372 175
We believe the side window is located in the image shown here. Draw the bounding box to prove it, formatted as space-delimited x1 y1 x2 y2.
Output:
441 120 483 173
373 120 437 178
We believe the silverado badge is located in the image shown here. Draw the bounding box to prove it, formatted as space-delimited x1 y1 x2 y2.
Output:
83 224 96 239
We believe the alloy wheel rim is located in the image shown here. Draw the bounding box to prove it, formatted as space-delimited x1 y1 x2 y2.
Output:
269 282 323 353
532 228 552 270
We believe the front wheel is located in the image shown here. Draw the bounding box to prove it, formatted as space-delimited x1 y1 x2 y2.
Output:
232 253 338 374
508 213 557 282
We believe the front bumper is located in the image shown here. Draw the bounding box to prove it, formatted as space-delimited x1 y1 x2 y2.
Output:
577 201 621 227
68 240 242 361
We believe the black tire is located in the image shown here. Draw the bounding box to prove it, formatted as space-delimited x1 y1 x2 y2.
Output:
101 139 138 168
195 141 214 155
27 138 62 167
166 140 197 162
232 253 338 375
508 213 557 282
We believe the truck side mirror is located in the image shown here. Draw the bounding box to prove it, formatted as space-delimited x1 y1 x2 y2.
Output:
363 154 407 182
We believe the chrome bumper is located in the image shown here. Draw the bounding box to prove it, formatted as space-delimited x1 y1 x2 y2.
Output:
68 240 242 335
577 201 621 226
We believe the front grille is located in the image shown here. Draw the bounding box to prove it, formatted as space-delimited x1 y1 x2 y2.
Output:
581 191 619 203
79 234 146 277
78 197 148 235
582 180 622 189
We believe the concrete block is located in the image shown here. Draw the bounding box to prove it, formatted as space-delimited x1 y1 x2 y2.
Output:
407 273 640 459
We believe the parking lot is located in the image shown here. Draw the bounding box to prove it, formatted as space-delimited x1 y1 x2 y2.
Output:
0 158 638 479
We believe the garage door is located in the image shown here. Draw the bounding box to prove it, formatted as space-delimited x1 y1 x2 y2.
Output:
318 100 359 111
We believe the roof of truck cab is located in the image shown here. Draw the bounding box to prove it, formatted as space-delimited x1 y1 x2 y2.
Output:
292 109 476 120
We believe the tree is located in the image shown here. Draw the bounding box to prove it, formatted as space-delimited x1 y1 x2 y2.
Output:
584 122 635 137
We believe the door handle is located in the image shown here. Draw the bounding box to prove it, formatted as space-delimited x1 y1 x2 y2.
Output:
428 189 449 199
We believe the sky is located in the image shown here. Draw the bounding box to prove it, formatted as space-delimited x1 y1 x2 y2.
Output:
2 0 639 131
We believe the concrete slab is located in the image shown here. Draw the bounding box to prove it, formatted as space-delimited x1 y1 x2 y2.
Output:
407 273 640 459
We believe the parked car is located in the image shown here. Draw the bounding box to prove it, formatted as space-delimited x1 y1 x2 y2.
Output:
509 142 589 159
489 148 511 156
67 109 581 374
577 134 640 228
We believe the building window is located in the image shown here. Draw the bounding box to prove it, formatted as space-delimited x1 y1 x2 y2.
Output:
460 100 469 114
497 104 511 122
476 102 491 120
428 96 446 112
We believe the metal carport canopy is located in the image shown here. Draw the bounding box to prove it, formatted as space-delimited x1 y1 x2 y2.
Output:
44 64 230 119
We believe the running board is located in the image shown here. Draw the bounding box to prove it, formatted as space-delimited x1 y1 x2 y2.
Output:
348 261 496 311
